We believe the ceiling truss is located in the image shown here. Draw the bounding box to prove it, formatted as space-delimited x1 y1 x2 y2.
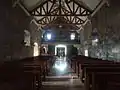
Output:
37 15 85 25
28 0 92 27
30 0 92 16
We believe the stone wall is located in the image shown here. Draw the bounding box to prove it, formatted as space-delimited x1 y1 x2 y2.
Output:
83 21 92 42
92 0 120 39
87 0 120 60
0 0 32 61
82 0 120 41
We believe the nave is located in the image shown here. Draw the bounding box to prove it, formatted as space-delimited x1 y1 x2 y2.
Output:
0 56 84 90
1 55 120 90
41 56 84 90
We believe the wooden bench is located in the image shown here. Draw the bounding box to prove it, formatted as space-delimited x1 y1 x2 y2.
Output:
83 65 120 90
70 55 114 76
81 64 120 82
0 55 53 90
70 55 120 90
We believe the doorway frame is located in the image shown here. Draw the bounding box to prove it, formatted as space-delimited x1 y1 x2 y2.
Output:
55 44 67 56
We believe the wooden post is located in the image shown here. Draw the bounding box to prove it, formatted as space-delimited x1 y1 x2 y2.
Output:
37 73 42 89
33 73 37 90
75 61 77 73
71 60 72 69
91 72 96 90
77 63 80 77
84 69 90 90
39 67 42 86
45 61 48 76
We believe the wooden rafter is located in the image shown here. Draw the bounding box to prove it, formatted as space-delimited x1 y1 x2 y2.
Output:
30 0 92 16
37 16 84 25
27 0 93 26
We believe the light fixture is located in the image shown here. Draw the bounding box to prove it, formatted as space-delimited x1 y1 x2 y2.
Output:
47 33 52 40
70 33 75 40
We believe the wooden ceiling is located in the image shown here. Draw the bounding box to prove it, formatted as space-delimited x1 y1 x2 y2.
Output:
15 0 96 30
30 0 92 29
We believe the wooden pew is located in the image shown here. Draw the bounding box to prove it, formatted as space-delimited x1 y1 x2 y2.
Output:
0 55 53 90
83 65 120 90
0 62 34 90
20 55 53 89
70 55 114 77
21 55 53 77
81 64 120 82
70 55 120 90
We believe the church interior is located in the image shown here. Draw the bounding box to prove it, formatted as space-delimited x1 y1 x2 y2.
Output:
0 0 120 90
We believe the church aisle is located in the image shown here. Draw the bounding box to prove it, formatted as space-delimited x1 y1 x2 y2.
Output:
40 56 84 90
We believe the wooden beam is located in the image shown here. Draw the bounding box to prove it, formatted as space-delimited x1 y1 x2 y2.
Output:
30 0 91 17
31 14 90 16
74 5 79 14
65 0 73 13
47 1 49 13
37 23 83 25
59 0 62 15
30 0 49 12
48 0 56 13
71 0 93 13
73 1 75 13
42 6 47 14
18 2 31 16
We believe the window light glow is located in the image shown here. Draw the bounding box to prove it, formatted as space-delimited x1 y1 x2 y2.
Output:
85 49 88 57
33 42 39 56
47 33 52 40
70 33 75 40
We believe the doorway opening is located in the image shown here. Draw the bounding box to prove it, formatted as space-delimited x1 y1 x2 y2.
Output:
55 44 67 56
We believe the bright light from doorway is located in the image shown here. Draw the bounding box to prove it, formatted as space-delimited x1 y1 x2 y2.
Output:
55 44 67 56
